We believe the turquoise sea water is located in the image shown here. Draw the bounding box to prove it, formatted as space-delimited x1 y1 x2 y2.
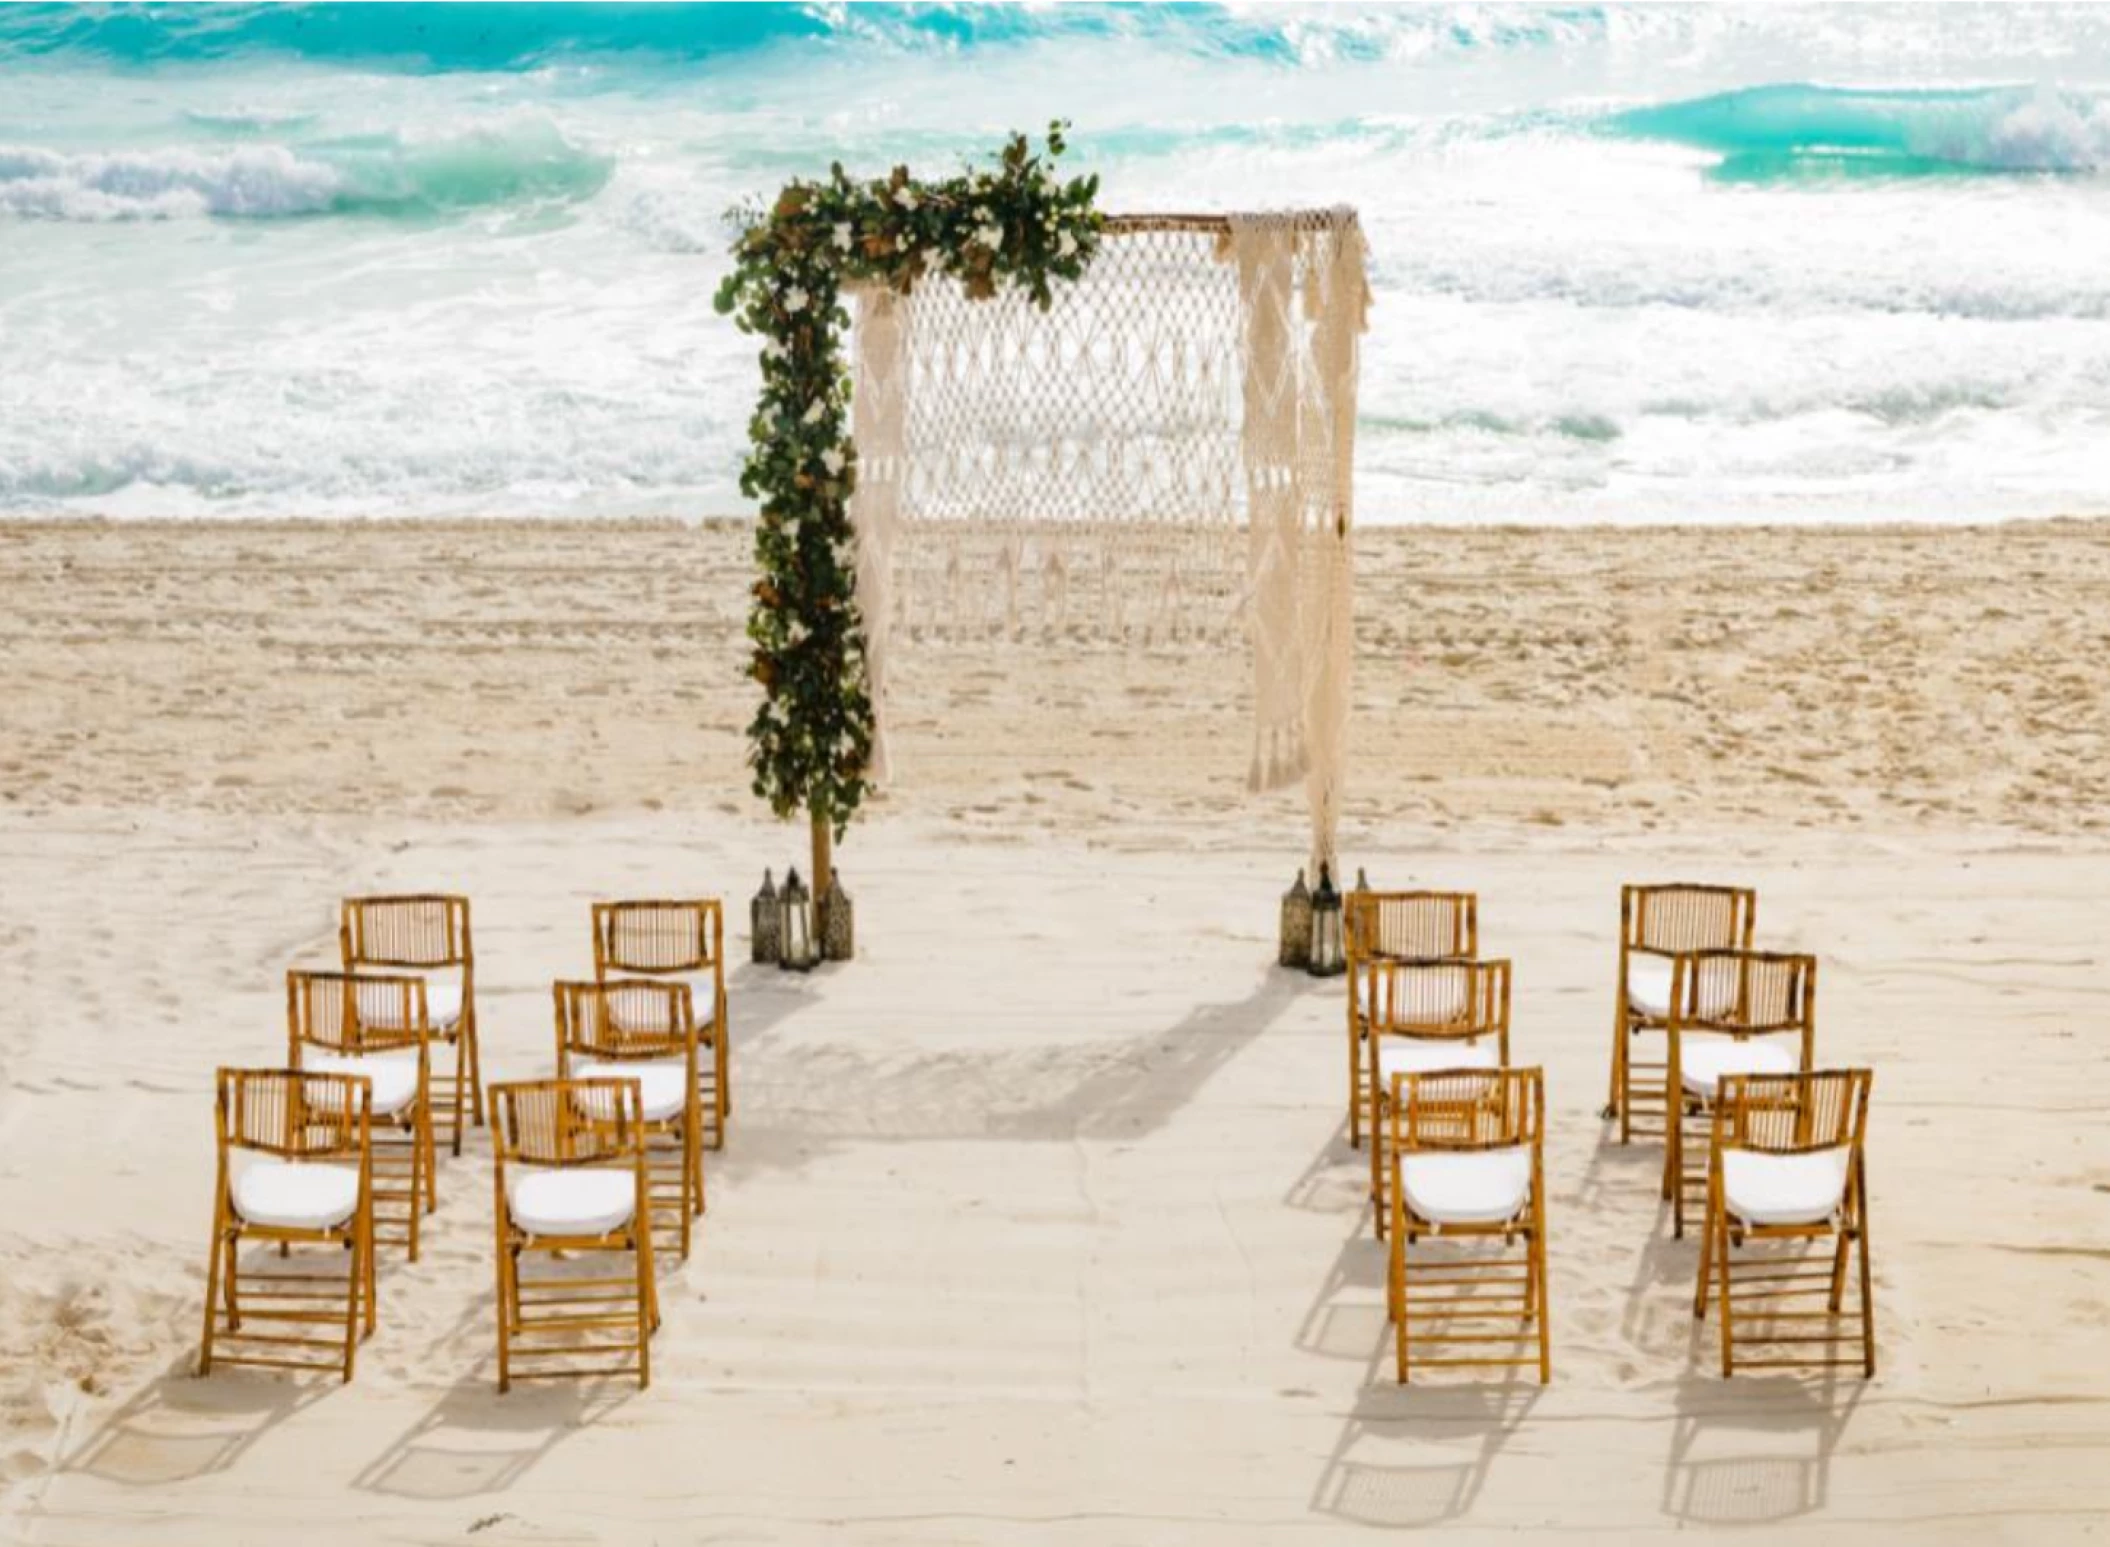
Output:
2 2 2108 520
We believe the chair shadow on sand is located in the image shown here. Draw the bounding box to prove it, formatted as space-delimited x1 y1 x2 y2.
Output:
1311 1354 1543 1526
353 1379 627 1502
1663 1367 1864 1524
63 1356 328 1488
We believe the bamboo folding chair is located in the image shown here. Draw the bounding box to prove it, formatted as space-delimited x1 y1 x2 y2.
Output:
1610 885 1757 1144
341 895 480 1154
554 979 705 1258
287 969 436 1260
1696 1069 1874 1378
490 1078 659 1392
1345 891 1477 1149
1664 951 1817 1239
592 900 730 1148
1366 958 1512 1241
199 1068 376 1383
1386 1067 1551 1385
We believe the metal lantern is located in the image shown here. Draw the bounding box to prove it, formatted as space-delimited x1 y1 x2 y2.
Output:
777 867 819 972
820 869 854 962
751 868 781 965
1278 868 1312 968
1306 862 1346 978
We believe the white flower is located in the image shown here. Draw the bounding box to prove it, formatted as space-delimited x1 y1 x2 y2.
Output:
760 337 783 360
822 448 845 476
783 285 809 313
1058 229 1079 258
802 399 825 425
973 205 992 222
832 222 852 251
976 223 1004 251
895 186 918 210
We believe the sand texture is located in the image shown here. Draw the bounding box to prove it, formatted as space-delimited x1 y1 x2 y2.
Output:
0 518 2106 1544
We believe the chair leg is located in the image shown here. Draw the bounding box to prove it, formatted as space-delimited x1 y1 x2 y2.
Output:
680 1115 697 1259
449 1034 468 1158
715 1031 730 1145
1716 1210 1736 1376
361 1199 378 1335
1606 994 1625 1120
404 1120 422 1264
341 1236 362 1383
1534 1227 1552 1385
1348 1022 1363 1150
1669 1101 1696 1239
1393 1236 1411 1384
495 1243 516 1394
223 1233 242 1332
636 1226 658 1390
465 1018 486 1133
1693 1195 1716 1319
1369 1085 1387 1242
1857 1204 1877 1378
199 1219 225 1375
1617 1017 1634 1145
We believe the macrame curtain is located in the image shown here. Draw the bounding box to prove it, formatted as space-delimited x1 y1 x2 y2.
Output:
848 207 1368 866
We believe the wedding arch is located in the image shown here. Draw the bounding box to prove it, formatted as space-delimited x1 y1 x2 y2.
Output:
717 130 1368 882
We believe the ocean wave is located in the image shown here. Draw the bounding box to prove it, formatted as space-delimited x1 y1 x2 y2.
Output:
0 2 1625 72
1609 83 2110 177
0 119 611 220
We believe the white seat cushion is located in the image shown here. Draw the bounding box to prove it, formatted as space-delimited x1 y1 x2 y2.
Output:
359 966 464 1033
422 968 465 1031
507 1168 636 1237
1377 1037 1500 1084
573 1056 690 1122
1721 1147 1850 1227
232 1158 362 1232
1677 1033 1798 1097
1627 956 1674 1018
607 968 716 1031
1627 955 1736 1020
1398 1146 1534 1227
307 1049 422 1116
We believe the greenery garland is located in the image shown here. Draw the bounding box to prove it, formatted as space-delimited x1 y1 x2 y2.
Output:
713 123 1103 844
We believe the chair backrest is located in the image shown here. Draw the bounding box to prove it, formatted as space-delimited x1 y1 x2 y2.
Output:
490 1078 646 1169
341 895 472 970
1348 892 1478 1031
552 979 695 1067
592 900 722 978
1347 891 1478 963
216 1066 370 1162
1623 884 1755 954
1369 958 1511 1041
1391 1066 1544 1155
1672 950 1815 1040
286 969 428 1057
1717 1069 1871 1158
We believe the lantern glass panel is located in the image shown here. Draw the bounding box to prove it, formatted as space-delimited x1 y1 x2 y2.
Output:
778 869 817 972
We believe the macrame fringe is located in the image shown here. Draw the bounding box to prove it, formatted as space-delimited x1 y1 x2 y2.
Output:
844 211 1367 862
1248 723 1309 793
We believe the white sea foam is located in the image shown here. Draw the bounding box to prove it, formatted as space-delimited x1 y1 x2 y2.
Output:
0 143 343 219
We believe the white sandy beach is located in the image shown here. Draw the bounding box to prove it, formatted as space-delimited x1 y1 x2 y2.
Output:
1 518 2108 1543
